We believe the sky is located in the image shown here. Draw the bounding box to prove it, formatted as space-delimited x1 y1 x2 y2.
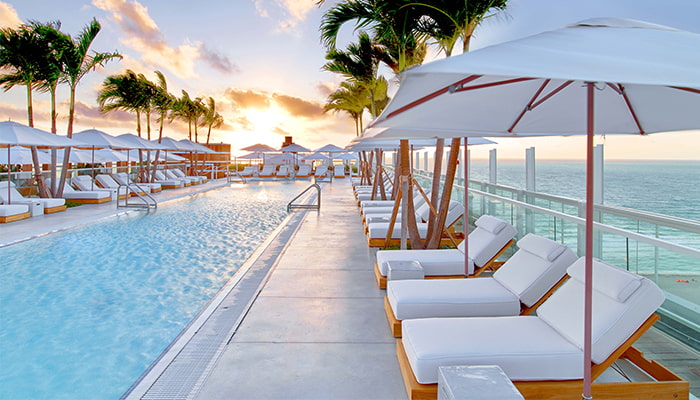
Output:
1 0 699 160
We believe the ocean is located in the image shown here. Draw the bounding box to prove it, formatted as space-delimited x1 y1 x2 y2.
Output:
468 160 700 222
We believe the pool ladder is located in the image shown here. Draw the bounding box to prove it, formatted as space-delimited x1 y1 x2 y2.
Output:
116 184 157 210
287 183 320 212
227 170 246 184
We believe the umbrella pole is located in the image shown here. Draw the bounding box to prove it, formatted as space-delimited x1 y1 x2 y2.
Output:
464 138 469 277
583 82 595 400
7 146 11 203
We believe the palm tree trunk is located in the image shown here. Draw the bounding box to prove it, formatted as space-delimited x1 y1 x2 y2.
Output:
56 86 77 197
206 124 212 145
26 84 33 127
49 85 58 195
426 139 444 240
401 140 424 249
425 138 461 249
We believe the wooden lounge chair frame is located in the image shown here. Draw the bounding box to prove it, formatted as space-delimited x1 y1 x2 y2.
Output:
373 238 514 289
384 274 568 337
43 204 67 213
395 314 689 400
0 211 30 223
64 197 110 204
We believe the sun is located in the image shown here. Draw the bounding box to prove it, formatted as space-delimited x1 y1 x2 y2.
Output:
244 108 287 135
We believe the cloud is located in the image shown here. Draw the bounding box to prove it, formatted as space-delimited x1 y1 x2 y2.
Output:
92 0 237 79
0 2 23 27
272 126 291 136
253 0 316 31
316 81 335 98
272 93 324 118
197 43 239 74
225 88 271 110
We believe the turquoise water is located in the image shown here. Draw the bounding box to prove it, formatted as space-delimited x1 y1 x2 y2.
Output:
469 160 700 221
0 181 309 400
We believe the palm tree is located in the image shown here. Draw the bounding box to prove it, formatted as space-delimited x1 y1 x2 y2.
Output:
192 97 206 143
203 97 224 145
319 0 426 73
152 71 173 143
97 70 149 132
0 23 53 196
62 18 122 137
323 32 389 117
171 90 195 140
57 18 121 196
323 81 369 135
413 0 508 56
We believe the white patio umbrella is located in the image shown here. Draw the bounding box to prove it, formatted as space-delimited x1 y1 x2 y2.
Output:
1 146 51 164
94 148 129 162
1 121 86 202
242 143 277 153
280 143 311 153
364 18 700 398
301 152 330 162
315 143 344 153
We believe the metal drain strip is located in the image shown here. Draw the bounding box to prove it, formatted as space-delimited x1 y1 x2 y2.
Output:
122 209 308 400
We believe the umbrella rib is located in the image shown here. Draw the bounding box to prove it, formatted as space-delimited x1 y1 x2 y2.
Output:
615 83 645 135
384 75 482 120
529 80 574 108
508 79 551 133
453 77 535 93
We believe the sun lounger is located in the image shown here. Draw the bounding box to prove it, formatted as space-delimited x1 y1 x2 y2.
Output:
112 173 162 193
374 215 517 288
295 164 312 178
72 175 122 199
0 181 66 214
314 165 329 179
153 170 186 188
333 165 346 178
364 196 431 227
258 164 276 178
397 258 688 400
385 233 577 336
276 165 291 178
171 168 206 184
367 201 464 248
95 174 147 197
0 203 30 223
164 169 198 186
46 178 111 204
240 165 257 178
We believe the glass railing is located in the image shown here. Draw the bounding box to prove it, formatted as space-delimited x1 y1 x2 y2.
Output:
404 168 700 350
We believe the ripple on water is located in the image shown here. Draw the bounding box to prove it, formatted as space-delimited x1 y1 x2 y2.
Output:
0 181 308 400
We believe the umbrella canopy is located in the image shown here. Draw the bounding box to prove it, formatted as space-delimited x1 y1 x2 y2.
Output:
364 18 700 398
265 153 295 165
0 146 51 164
116 133 170 150
72 129 131 148
279 143 311 153
242 143 277 153
1 121 86 147
158 137 191 151
94 148 129 162
369 18 700 137
314 144 344 153
301 152 330 161
178 139 216 153
332 152 358 161
237 152 266 160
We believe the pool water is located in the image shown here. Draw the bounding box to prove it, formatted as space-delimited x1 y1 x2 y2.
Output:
0 181 310 400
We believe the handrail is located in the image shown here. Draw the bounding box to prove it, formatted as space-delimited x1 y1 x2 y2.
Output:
117 184 157 210
227 170 246 184
287 183 321 212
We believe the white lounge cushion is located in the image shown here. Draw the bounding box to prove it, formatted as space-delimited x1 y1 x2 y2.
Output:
387 278 520 320
402 316 583 384
537 258 664 364
0 204 29 216
367 222 429 240
469 216 517 267
0 181 65 207
493 234 578 307
377 248 470 277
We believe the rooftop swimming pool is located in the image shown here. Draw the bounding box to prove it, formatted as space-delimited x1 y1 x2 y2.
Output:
0 181 312 400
